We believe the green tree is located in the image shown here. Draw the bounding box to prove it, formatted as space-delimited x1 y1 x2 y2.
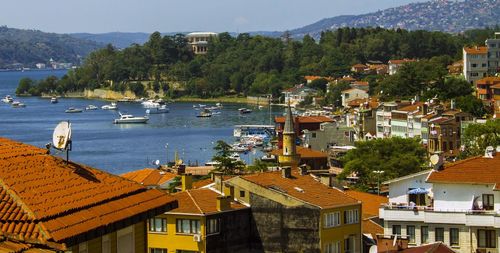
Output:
456 95 489 118
16 78 33 95
308 78 328 92
461 120 500 158
212 140 246 175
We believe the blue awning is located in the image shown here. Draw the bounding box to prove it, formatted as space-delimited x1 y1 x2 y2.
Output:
408 188 428 194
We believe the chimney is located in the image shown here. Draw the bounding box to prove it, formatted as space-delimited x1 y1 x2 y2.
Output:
213 171 224 192
177 164 186 175
450 99 456 110
298 165 308 175
223 185 234 198
181 173 193 191
216 195 231 212
422 103 428 115
281 166 292 178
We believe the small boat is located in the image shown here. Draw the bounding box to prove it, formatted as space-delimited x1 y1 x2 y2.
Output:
146 105 169 114
85 105 98 110
261 154 276 162
238 108 252 114
65 107 83 113
196 109 212 118
230 143 251 152
2 95 13 103
101 102 118 110
229 153 241 161
114 112 149 124
142 100 161 108
11 101 26 108
50 97 58 104
205 161 221 166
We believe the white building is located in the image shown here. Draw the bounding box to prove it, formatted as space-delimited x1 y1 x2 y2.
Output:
390 102 425 139
388 59 416 75
379 153 500 253
282 84 317 107
340 88 368 107
486 32 500 75
186 32 218 55
375 102 398 139
463 46 488 84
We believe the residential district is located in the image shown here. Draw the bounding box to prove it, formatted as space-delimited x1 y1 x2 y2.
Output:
0 33 500 253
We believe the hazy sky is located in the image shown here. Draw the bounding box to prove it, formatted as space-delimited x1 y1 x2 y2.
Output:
1 0 424 34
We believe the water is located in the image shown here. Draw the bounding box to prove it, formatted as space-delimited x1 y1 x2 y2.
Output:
0 70 280 174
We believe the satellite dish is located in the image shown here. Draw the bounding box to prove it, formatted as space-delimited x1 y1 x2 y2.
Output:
52 121 72 150
430 154 440 165
154 160 160 166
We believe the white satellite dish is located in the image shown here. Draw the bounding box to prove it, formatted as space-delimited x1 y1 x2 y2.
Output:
52 121 72 150
429 154 440 165
154 160 160 166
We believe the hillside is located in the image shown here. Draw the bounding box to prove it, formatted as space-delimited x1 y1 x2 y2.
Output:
289 0 500 39
0 26 103 69
70 32 152 49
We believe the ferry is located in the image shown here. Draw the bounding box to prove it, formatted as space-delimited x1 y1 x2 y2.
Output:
233 125 275 139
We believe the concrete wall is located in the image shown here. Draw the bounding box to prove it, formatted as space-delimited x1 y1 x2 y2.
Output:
433 183 500 211
388 173 432 205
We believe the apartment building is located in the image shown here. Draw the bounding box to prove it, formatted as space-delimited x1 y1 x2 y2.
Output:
341 88 369 107
380 152 500 253
390 102 425 139
463 46 489 84
375 102 399 138
486 32 500 74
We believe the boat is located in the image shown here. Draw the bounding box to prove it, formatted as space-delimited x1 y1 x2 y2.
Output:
196 109 212 118
205 161 221 166
142 100 161 108
233 125 275 139
50 97 58 104
65 107 83 113
85 105 98 110
101 102 118 110
238 108 252 114
2 95 13 103
118 97 133 102
146 105 169 114
261 154 276 162
230 143 251 152
229 153 241 161
11 101 26 108
114 113 149 124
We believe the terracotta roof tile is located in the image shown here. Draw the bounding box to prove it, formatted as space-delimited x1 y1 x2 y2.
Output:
400 242 454 253
237 170 359 209
464 46 488 55
274 116 334 124
345 190 387 217
121 168 176 186
427 155 500 186
388 59 416 65
362 219 383 238
168 188 247 215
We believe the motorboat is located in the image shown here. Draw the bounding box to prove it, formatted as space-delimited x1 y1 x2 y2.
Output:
146 105 169 114
114 112 149 124
11 101 26 108
261 154 276 162
142 100 161 108
65 107 83 113
101 102 118 110
196 109 212 118
229 153 241 161
193 104 207 109
85 105 98 110
230 143 251 152
238 108 252 114
2 95 13 103
50 97 58 104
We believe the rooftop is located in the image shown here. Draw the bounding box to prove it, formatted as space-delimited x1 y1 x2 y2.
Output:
121 168 176 186
274 115 334 125
0 137 176 248
270 146 328 159
344 190 388 218
168 188 247 215
476 76 500 85
236 170 359 209
463 46 488 54
388 59 416 65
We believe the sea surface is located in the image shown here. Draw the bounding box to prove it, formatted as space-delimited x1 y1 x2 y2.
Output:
0 70 280 175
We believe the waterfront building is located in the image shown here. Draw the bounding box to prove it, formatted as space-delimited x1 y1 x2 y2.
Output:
0 137 176 252
463 46 488 84
340 88 369 107
388 59 416 75
186 32 218 55
302 122 356 150
274 115 334 149
225 168 362 253
379 152 500 253
486 32 500 74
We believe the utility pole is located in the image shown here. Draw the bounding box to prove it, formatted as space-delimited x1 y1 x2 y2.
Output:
373 170 385 195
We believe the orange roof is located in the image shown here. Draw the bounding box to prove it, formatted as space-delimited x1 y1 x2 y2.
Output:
491 83 500 89
352 64 367 68
476 76 500 85
388 59 416 65
347 98 379 108
464 46 488 54
121 168 176 186
185 166 215 176
362 219 383 238
237 170 359 209
168 188 247 215
192 176 234 189
270 146 328 159
352 81 369 86
400 242 455 253
396 102 425 113
0 137 176 247
345 190 388 218
427 155 500 188
304 76 334 81
274 116 334 124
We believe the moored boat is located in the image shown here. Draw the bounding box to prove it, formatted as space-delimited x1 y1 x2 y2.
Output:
146 105 169 114
238 108 252 114
85 105 98 110
114 113 149 124
50 97 58 104
65 107 83 113
196 109 212 118
11 101 26 108
2 95 13 103
101 102 118 110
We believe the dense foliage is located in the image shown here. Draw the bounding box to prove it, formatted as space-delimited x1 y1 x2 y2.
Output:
211 140 245 175
461 120 500 158
339 138 428 190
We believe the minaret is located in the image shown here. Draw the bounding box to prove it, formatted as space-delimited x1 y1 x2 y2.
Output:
278 104 300 168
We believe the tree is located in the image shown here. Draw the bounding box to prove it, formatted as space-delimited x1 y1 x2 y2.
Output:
308 78 328 92
435 76 473 99
16 78 33 95
461 120 500 158
212 140 246 175
456 95 489 118
340 137 427 191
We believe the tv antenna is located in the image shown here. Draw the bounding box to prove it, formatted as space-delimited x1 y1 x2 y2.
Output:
51 121 72 163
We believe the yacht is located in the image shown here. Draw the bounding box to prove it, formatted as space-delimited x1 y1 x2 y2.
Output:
85 105 98 110
50 97 58 104
196 109 212 118
101 102 118 110
11 101 26 108
142 100 161 108
2 95 13 103
238 108 252 114
65 107 83 113
146 105 169 114
114 113 149 124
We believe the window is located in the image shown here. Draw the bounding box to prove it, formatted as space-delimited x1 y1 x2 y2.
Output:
344 236 355 253
472 63 477 68
149 218 167 233
150 249 168 253
435 227 444 242
176 219 201 234
478 229 496 248
450 228 459 246
421 226 429 244
239 190 245 198
482 194 494 210
407 226 415 244
324 241 340 253
312 133 317 138
393 225 401 235
344 209 359 224
207 218 220 235
324 212 340 228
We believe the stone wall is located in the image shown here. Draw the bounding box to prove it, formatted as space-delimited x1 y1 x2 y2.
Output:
206 209 252 253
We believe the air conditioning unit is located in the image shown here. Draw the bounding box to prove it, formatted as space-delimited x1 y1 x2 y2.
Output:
193 234 201 242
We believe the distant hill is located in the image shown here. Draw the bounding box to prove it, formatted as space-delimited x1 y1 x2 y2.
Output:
288 0 500 39
0 26 103 69
70 32 151 49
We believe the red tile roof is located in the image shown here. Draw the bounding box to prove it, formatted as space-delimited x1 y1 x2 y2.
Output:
400 242 454 253
237 170 359 209
274 116 334 124
270 146 328 159
121 168 176 186
362 219 383 239
395 102 425 113
168 188 247 215
464 46 488 55
427 155 500 187
0 138 176 248
345 190 387 218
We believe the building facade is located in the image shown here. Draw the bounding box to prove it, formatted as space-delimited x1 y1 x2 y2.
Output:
463 46 489 84
186 32 217 55
486 32 500 74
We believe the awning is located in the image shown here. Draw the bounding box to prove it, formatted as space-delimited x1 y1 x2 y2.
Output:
408 188 428 194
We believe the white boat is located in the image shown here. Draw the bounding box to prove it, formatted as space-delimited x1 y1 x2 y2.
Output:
230 143 251 152
50 97 58 104
229 153 241 161
11 101 26 108
238 108 252 114
146 105 169 114
196 109 212 118
142 100 161 108
65 107 83 113
85 105 98 110
114 113 149 124
2 95 13 103
101 102 118 110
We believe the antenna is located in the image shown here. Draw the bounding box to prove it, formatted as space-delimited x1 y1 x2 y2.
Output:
430 154 443 170
52 121 72 163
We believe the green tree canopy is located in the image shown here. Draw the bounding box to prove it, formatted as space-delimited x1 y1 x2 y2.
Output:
461 120 500 158
212 140 245 175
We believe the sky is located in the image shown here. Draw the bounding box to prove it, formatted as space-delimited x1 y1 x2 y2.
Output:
1 0 425 34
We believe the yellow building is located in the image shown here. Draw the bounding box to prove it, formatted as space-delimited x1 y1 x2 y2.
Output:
147 177 251 253
225 168 362 253
278 104 301 168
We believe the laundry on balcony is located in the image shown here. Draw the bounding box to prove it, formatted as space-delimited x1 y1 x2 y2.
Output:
407 188 428 194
